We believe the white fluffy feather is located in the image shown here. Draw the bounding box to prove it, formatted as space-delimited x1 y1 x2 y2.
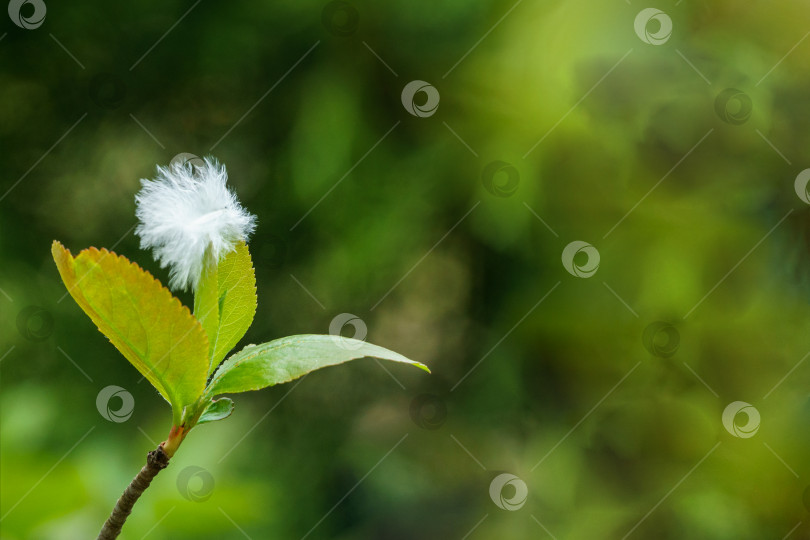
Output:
135 157 256 292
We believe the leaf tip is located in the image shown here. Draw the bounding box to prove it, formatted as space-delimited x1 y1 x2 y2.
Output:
414 362 431 374
51 239 69 260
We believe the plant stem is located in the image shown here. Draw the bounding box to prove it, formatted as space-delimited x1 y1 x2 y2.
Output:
97 445 170 540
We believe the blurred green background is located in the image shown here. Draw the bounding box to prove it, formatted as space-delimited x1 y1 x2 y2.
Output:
3 1 810 538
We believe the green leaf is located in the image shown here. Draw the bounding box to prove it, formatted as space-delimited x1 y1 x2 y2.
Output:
52 241 209 423
196 398 234 424
194 242 257 376
206 334 430 396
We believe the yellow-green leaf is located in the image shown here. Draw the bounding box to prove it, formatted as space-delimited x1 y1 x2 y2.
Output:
194 242 257 375
206 335 429 397
51 241 209 422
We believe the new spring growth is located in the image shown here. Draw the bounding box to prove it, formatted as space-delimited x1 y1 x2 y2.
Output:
53 155 428 539
135 157 256 292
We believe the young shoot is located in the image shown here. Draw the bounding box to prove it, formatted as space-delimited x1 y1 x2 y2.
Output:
51 157 428 539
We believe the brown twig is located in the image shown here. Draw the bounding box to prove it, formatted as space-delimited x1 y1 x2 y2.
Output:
97 445 170 539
